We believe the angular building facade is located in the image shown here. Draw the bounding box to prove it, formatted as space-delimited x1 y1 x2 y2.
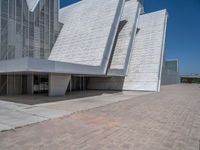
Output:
0 0 171 96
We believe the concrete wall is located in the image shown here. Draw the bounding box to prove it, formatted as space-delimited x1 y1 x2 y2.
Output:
88 10 168 92
49 0 124 67
87 77 125 91
161 69 180 85
122 10 168 92
49 74 71 96
161 60 180 85
109 1 140 71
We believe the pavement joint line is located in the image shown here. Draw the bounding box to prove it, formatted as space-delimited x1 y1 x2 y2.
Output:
12 108 48 119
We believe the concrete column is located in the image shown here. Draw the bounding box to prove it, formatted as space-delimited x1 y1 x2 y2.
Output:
49 74 71 96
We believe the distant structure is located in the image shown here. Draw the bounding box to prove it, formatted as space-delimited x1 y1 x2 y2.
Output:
162 59 180 85
0 0 177 96
181 75 200 84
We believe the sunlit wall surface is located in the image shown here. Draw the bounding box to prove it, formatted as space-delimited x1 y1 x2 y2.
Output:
0 0 61 60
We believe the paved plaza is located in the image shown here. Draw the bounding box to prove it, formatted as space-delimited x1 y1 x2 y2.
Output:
0 91 149 131
0 84 200 150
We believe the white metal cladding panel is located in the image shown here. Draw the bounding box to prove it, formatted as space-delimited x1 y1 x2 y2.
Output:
109 0 139 70
49 0 124 66
123 9 168 92
34 27 41 59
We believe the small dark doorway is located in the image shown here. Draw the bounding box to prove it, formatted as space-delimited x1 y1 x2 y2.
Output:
22 75 28 94
33 75 48 94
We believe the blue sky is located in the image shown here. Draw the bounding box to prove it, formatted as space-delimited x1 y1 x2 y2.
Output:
60 0 200 75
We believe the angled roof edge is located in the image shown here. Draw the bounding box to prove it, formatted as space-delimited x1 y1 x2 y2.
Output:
59 0 83 22
142 9 168 17
59 0 83 12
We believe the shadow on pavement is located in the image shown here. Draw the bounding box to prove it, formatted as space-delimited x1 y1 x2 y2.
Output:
0 90 121 105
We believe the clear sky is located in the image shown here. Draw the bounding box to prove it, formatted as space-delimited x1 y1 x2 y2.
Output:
60 0 200 75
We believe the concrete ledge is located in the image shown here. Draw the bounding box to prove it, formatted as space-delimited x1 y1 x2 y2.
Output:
0 58 110 75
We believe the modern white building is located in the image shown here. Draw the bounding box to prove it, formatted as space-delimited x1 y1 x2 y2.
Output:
0 0 171 96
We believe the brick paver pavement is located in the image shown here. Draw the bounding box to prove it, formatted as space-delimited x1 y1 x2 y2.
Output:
0 84 200 150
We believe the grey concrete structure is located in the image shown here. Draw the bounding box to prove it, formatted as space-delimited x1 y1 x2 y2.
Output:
122 10 168 91
162 60 180 85
49 0 124 71
88 10 168 92
0 0 175 96
49 74 71 96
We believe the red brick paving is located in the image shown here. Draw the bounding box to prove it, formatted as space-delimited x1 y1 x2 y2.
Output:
0 84 200 150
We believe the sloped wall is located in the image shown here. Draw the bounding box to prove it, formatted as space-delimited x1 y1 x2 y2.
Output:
49 0 125 70
122 9 168 92
88 10 168 92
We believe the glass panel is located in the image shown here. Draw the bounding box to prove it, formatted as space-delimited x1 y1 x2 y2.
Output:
0 0 61 60
16 0 22 34
9 0 15 19
1 0 8 60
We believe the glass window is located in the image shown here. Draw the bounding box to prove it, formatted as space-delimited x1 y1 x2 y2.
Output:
9 0 15 19
16 0 22 34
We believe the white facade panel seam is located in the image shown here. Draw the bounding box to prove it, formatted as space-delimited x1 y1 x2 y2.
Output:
101 0 126 73
108 1 141 76
122 9 168 92
124 5 141 75
157 10 168 92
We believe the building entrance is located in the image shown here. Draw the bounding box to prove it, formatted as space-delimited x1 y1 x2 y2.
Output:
0 74 49 96
33 75 48 94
